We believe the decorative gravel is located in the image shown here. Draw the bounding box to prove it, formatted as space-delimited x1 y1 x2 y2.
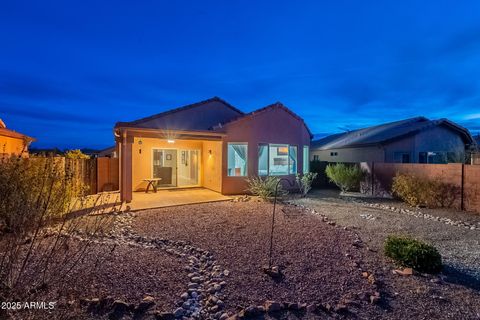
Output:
132 199 480 319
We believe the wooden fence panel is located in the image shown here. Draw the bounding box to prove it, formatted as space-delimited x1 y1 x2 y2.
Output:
97 157 119 192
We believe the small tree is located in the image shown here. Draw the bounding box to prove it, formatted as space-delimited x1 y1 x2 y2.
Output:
246 176 288 201
325 163 365 192
296 172 318 197
65 149 90 159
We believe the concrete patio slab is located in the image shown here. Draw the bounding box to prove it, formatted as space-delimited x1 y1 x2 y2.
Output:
129 188 232 211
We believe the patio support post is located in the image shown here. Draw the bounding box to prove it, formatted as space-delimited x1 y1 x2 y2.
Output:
120 130 133 203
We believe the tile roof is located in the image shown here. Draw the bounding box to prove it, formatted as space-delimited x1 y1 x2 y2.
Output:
115 97 244 131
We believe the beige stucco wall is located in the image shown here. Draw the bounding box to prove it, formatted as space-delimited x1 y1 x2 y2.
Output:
202 141 222 192
0 135 28 157
131 137 222 192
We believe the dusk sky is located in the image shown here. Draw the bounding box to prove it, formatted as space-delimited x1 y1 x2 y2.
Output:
1 0 480 149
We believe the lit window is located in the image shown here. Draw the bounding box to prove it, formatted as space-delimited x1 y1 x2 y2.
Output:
303 146 309 173
269 144 289 175
228 143 248 176
258 144 268 176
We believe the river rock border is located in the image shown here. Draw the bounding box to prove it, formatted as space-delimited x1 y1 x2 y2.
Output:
347 199 480 231
62 212 230 319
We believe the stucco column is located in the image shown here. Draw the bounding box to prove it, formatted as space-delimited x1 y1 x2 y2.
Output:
119 131 133 203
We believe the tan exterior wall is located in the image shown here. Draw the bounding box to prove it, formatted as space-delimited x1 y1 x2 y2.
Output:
129 137 222 193
0 135 28 157
202 141 222 192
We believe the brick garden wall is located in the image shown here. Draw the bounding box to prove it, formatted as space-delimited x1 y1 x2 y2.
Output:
361 162 480 214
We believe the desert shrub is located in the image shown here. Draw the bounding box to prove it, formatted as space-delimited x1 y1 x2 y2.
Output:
0 156 117 316
384 235 442 273
246 176 288 201
325 163 365 192
392 173 460 208
65 149 90 159
296 172 318 196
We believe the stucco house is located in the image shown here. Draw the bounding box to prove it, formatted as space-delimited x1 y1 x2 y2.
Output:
0 118 35 157
115 97 312 202
311 117 474 164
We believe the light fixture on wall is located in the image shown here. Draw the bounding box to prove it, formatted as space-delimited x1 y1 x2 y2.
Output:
208 149 212 155
167 140 175 144
138 139 142 154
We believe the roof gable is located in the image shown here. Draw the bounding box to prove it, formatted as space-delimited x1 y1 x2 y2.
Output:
218 102 313 138
115 97 244 131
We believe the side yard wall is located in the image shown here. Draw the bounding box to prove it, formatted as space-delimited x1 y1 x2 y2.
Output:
361 162 480 214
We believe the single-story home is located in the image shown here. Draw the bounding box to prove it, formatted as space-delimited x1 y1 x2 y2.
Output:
311 117 474 164
0 118 35 158
115 97 312 202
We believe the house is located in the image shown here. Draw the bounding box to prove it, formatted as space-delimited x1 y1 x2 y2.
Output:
0 118 35 157
115 97 312 202
98 146 117 158
311 117 474 164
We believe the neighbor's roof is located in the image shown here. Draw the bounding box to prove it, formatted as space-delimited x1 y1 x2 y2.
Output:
218 102 314 138
0 121 35 141
115 97 244 131
312 117 474 150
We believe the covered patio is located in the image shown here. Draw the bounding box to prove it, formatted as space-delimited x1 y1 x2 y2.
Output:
128 188 232 211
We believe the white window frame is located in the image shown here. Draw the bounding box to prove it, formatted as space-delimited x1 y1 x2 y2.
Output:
257 143 298 176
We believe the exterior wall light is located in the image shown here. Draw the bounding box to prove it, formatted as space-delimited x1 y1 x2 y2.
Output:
167 140 175 144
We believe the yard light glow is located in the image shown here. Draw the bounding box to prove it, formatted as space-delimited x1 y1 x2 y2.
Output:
167 139 175 144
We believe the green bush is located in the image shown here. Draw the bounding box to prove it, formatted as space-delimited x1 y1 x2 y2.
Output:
392 173 459 208
384 235 442 273
246 176 288 201
296 172 318 196
325 163 365 192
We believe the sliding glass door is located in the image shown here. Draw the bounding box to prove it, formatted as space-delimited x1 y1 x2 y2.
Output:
152 149 177 187
152 148 200 189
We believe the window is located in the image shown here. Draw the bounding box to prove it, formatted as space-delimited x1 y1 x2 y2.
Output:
257 143 298 176
289 146 297 174
313 155 320 161
330 152 338 156
258 144 268 176
269 144 289 175
419 151 449 164
228 143 248 176
394 152 410 163
303 146 309 173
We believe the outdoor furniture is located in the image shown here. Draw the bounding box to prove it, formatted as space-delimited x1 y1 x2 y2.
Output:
142 178 162 193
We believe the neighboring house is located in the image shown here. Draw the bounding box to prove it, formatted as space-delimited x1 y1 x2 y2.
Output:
115 97 312 202
311 117 474 164
98 146 117 158
0 118 35 157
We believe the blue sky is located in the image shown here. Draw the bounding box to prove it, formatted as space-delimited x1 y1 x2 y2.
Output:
1 0 480 149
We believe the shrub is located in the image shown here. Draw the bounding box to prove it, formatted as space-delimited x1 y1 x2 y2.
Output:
325 163 365 192
384 235 442 273
296 172 318 197
392 173 460 208
0 156 116 311
65 149 90 159
246 176 288 201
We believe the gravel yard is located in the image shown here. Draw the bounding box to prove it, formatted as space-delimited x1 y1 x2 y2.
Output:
131 200 480 319
293 189 480 289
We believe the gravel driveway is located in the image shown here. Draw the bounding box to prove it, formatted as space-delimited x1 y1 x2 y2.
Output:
293 189 480 290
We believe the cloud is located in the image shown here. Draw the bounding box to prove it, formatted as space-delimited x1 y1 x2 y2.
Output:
0 101 104 123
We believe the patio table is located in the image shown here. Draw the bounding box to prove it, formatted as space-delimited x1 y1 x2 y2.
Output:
142 178 162 193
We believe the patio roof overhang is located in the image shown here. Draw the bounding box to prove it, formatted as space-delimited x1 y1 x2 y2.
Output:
114 126 225 142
